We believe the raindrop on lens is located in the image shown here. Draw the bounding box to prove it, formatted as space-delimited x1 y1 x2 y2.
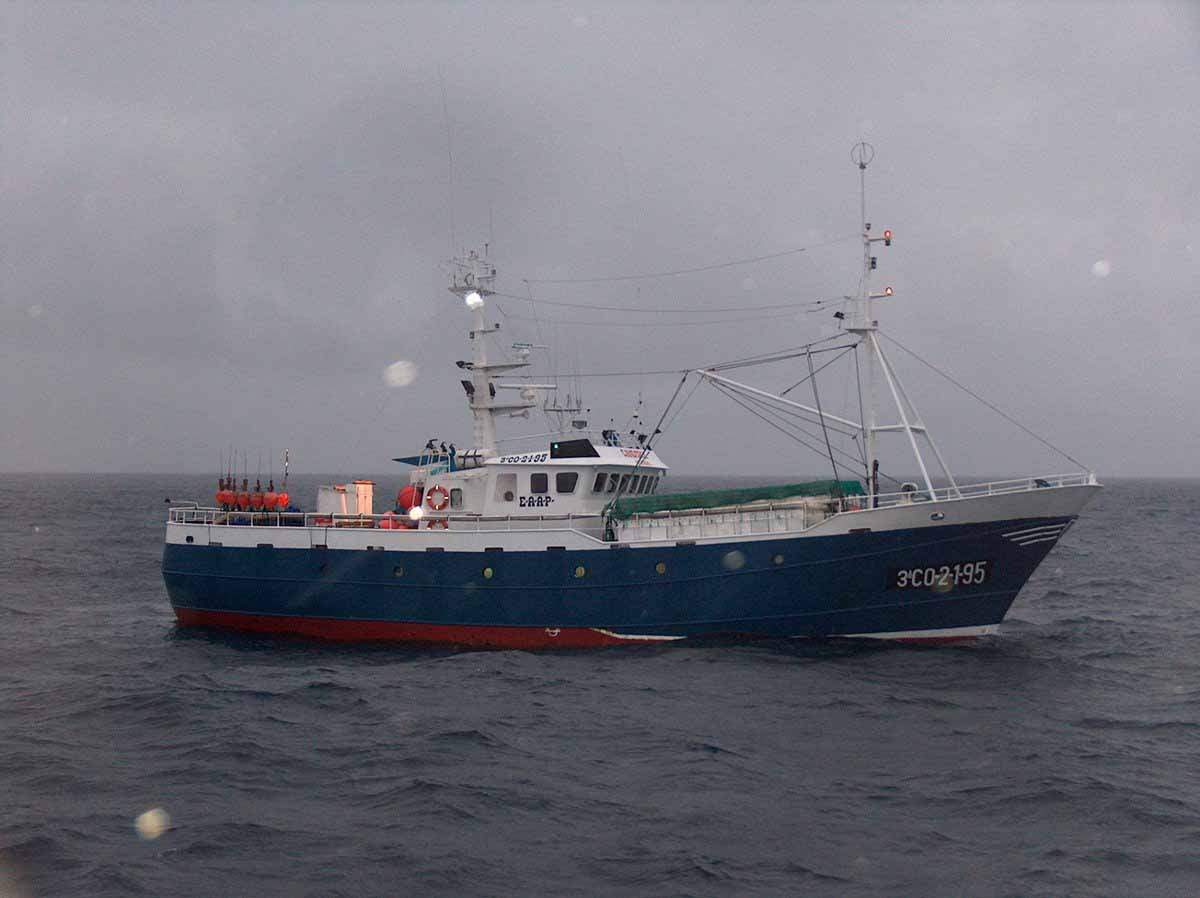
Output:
134 807 170 840
383 360 418 388
721 550 746 571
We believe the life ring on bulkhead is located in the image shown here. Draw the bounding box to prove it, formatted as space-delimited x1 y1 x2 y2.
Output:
426 517 449 530
426 485 450 512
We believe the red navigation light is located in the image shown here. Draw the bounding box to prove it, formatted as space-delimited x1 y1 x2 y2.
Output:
884 286 894 296
883 229 893 246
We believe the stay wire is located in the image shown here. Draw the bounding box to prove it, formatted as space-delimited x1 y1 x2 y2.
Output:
731 389 861 437
604 372 692 517
879 332 1090 470
499 289 840 315
807 347 842 487
722 383 902 486
712 383 860 480
497 306 808 328
779 345 856 396
722 384 873 471
704 333 851 371
525 233 859 284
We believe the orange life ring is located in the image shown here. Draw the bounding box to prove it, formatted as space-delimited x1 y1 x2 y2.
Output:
426 517 449 530
426 485 450 512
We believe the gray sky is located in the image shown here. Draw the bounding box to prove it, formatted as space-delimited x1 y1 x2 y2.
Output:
4 1 1198 479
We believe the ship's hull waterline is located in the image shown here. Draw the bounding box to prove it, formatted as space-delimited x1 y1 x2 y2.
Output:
162 510 1081 648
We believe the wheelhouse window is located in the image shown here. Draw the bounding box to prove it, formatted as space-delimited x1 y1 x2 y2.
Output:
556 471 579 494
592 472 608 493
637 475 650 494
450 488 463 509
606 474 619 493
495 473 516 502
530 472 549 494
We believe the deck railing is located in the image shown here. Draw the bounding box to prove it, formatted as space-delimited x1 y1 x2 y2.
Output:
834 471 1097 513
167 471 1096 539
166 507 606 534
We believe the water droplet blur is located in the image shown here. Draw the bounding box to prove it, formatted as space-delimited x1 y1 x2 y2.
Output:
0 854 31 898
27 304 43 319
134 807 170 840
572 14 589 28
383 360 418 388
741 276 757 291
721 550 746 571
1091 259 1112 278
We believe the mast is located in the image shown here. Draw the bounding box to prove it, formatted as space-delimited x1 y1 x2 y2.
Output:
448 247 537 456
846 142 886 499
843 142 959 501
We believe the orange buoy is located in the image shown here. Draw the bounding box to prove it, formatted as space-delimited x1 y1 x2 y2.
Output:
275 492 289 510
397 484 423 511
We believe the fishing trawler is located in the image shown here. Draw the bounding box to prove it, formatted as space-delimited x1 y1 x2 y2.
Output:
162 147 1100 646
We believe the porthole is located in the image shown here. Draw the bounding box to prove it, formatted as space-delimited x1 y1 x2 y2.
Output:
185 535 194 544
574 565 586 579
655 562 667 575
483 567 494 579
503 491 514 502
393 565 404 578
772 554 784 566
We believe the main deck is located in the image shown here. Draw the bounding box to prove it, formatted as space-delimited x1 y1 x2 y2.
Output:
165 472 1099 552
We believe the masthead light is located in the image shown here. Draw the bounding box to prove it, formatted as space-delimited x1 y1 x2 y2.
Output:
884 285 894 296
408 506 425 521
464 291 484 309
883 229 893 246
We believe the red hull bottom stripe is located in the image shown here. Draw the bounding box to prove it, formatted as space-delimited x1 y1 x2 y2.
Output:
174 608 988 648
175 608 648 648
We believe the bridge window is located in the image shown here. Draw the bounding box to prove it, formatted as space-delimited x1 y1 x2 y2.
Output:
592 472 608 492
606 474 619 493
495 472 516 502
530 472 548 494
556 471 579 494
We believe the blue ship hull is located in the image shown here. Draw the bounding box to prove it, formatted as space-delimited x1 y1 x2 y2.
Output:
162 515 1073 646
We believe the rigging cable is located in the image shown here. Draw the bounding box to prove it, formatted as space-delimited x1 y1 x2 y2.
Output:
496 307 819 328
779 344 857 396
711 381 902 487
525 234 858 284
711 382 852 480
704 333 850 371
498 290 842 315
603 372 693 517
879 332 1090 470
718 384 874 470
807 346 843 489
852 344 869 475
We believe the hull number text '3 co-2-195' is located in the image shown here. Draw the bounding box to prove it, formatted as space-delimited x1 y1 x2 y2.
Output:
890 560 992 590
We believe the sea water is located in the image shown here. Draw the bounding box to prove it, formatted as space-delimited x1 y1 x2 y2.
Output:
2 475 1198 897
